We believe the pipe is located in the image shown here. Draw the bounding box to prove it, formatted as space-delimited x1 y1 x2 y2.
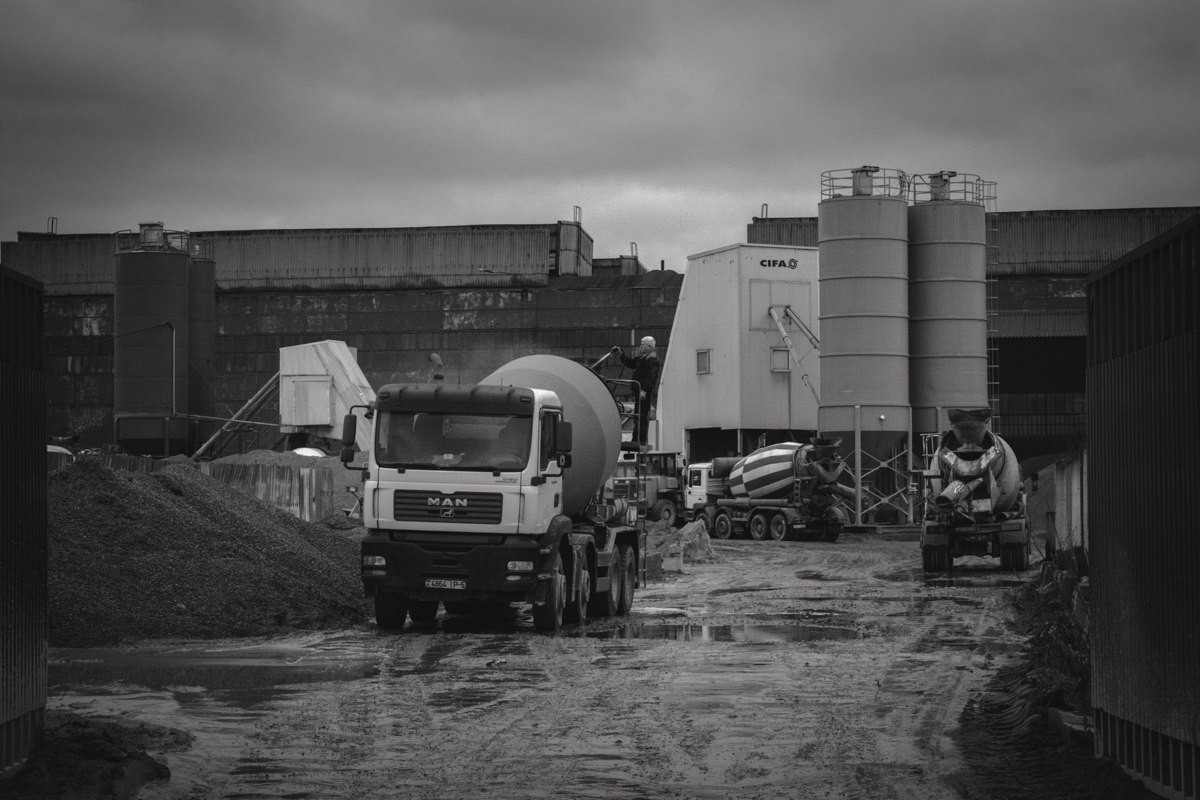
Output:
191 371 280 459
768 306 819 405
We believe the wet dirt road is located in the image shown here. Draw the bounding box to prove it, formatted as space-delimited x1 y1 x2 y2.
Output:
47 534 1119 799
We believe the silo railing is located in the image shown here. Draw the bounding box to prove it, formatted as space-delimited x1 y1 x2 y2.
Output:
821 166 909 200
909 171 989 204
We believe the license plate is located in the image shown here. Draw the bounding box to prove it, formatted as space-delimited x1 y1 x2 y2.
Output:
424 578 466 590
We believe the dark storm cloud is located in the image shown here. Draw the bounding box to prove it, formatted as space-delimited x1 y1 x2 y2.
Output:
2 0 1197 269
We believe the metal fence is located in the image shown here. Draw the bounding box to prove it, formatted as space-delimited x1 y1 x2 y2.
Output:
1087 214 1199 798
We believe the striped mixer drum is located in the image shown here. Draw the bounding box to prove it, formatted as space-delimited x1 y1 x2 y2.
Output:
728 442 805 499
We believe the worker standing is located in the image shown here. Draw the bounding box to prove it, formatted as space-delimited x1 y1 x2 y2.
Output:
611 336 660 446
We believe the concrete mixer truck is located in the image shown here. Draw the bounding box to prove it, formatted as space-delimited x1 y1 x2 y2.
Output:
918 408 1029 572
340 355 643 633
685 438 853 542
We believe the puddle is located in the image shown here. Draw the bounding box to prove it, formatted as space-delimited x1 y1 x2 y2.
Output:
586 622 863 642
924 575 1026 589
50 640 381 692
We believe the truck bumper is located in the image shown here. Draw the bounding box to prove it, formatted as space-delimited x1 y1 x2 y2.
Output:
922 520 1028 552
361 530 543 602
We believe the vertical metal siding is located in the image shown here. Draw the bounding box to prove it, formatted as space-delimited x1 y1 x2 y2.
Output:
0 265 47 780
1087 216 1199 795
999 208 1200 275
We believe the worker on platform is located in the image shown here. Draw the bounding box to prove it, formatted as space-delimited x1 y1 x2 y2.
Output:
611 336 660 446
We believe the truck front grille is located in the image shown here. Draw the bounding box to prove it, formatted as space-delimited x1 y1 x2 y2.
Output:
392 491 504 524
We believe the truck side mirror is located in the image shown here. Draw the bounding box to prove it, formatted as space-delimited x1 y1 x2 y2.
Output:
340 414 358 464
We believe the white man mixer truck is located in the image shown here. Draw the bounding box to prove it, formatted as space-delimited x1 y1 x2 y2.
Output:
340 354 644 632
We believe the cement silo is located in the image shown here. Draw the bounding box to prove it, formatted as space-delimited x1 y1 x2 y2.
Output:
818 167 911 524
113 222 192 455
907 173 990 434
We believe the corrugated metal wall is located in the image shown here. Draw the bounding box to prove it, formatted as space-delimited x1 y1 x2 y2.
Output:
3 223 595 293
1087 215 1199 798
998 208 1200 276
1 265 47 780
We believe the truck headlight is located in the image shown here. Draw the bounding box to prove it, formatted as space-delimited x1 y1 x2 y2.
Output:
506 560 534 572
362 555 386 567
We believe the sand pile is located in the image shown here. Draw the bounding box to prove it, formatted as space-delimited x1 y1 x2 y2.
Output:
47 458 371 647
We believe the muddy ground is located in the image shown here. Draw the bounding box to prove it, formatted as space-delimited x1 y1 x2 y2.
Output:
4 533 1155 800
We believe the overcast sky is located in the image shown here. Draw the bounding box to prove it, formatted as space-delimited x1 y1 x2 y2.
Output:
3 0 1198 270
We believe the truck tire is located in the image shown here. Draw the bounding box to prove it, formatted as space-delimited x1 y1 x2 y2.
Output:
588 548 623 618
768 513 789 541
923 546 950 572
936 548 952 571
712 510 734 540
615 544 636 616
408 599 439 625
533 551 566 633
650 499 678 527
748 513 769 541
374 591 409 630
564 562 590 625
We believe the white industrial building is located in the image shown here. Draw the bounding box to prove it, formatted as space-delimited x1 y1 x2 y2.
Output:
656 243 820 461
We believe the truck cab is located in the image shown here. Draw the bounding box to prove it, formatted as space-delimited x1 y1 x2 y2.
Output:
354 383 571 537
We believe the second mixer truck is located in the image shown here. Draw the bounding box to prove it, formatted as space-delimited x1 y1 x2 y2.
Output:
918 408 1029 571
341 354 643 632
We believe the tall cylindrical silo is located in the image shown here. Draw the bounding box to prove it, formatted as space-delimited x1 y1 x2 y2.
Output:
113 223 191 455
908 173 989 434
817 167 911 460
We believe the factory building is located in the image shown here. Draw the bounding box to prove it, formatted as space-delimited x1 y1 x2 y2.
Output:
1 221 681 456
657 243 820 460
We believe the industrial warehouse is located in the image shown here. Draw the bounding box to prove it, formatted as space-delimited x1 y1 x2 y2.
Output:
2 168 1198 798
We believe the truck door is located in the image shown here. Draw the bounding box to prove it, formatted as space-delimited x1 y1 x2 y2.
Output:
529 409 566 529
684 464 711 516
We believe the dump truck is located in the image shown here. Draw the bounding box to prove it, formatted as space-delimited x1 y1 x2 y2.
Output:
685 438 853 542
341 354 643 632
918 408 1029 571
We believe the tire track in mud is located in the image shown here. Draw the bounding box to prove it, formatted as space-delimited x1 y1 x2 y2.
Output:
119 536 1142 800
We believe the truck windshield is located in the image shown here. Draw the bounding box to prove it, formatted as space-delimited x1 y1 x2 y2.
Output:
375 412 532 471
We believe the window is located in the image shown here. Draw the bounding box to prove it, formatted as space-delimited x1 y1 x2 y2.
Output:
770 348 791 372
540 411 559 467
696 349 711 374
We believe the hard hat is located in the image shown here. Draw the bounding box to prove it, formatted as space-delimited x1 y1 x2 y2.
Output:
640 336 656 347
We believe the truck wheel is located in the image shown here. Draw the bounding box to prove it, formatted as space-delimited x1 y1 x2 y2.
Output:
374 591 409 630
408 599 439 625
1014 545 1029 571
564 562 590 625
650 499 678 527
588 549 622 618
768 513 789 541
712 511 734 540
533 551 566 633
937 548 952 571
615 544 636 616
748 513 768 541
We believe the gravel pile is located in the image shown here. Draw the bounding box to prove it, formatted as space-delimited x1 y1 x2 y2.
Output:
48 458 371 647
